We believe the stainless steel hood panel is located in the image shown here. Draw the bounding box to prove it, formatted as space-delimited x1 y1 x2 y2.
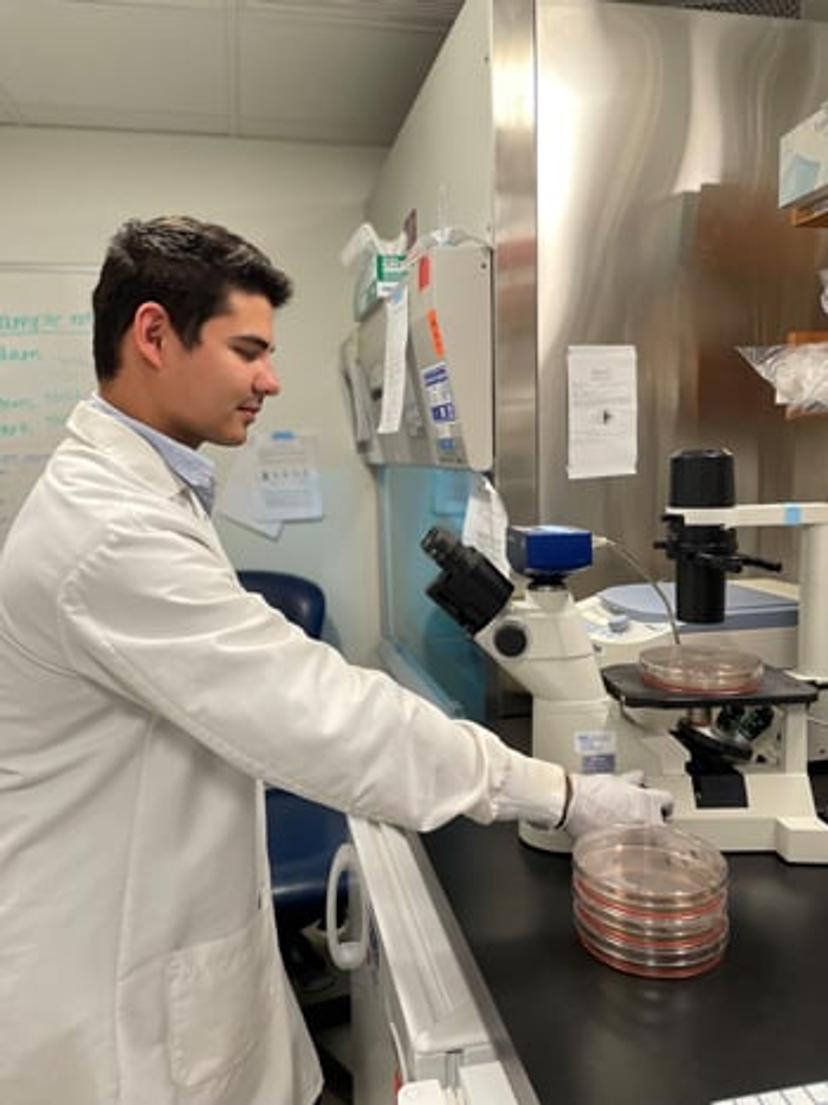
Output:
492 0 539 526
534 2 828 582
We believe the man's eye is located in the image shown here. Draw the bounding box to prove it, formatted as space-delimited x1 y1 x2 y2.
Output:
234 347 259 362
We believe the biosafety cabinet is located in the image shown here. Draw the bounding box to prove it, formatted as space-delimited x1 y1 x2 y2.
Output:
355 0 828 721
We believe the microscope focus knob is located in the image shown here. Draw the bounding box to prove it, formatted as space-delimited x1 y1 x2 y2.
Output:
493 621 528 658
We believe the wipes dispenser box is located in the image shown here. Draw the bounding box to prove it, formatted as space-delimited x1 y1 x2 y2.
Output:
341 222 407 321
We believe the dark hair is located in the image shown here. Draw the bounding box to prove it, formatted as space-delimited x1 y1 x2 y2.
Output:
92 216 293 381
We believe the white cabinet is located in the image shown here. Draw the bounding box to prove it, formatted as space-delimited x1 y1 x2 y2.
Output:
326 819 498 1104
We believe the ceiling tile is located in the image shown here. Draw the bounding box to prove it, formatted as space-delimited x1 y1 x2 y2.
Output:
66 0 224 9
0 1 229 123
17 103 230 135
238 112 385 146
0 0 457 144
242 0 461 32
0 78 22 123
239 13 442 145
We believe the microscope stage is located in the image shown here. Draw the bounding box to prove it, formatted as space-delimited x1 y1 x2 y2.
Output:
602 663 818 709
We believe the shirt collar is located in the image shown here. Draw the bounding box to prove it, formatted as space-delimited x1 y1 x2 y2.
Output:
88 393 216 515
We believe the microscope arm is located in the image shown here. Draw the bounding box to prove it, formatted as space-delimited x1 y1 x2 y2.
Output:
472 587 606 703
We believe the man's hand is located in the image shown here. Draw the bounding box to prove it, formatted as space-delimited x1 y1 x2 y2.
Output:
563 769 674 840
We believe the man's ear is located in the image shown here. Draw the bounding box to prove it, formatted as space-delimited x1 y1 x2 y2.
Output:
132 302 170 370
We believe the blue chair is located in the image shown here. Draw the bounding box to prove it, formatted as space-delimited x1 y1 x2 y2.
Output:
236 571 348 981
237 569 326 639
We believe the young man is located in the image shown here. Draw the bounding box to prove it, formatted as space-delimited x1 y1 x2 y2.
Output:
0 216 671 1105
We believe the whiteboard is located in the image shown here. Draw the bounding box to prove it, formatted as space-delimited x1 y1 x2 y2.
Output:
0 264 96 544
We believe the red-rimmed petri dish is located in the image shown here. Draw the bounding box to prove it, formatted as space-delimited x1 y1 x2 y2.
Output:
574 927 728 979
638 644 763 696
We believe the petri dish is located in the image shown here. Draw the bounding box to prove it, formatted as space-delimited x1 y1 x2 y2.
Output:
572 824 729 979
573 824 728 910
638 644 764 696
573 881 727 937
575 923 727 969
574 925 727 979
573 899 728 953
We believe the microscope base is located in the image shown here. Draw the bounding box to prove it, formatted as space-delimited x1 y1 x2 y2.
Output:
668 770 828 863
519 773 828 862
518 820 571 853
529 696 828 861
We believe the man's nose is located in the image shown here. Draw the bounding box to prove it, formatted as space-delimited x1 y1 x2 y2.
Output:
257 360 280 396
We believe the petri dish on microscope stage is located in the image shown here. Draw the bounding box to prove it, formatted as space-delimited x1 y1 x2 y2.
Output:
638 644 764 696
571 824 729 979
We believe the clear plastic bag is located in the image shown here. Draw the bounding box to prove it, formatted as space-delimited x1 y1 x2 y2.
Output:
738 342 828 415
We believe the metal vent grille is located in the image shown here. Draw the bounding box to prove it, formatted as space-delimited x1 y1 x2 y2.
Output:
679 0 800 16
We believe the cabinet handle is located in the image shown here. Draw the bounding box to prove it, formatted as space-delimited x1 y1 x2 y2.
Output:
325 844 369 971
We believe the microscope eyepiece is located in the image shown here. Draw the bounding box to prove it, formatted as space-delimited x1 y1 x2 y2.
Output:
420 526 459 569
421 526 514 635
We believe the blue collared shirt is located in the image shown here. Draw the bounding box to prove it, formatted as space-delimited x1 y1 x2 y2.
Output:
87 394 217 515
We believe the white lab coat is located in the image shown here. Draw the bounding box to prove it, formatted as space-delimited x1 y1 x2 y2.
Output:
0 401 566 1105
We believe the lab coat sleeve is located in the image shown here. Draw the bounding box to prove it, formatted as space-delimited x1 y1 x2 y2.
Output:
56 510 568 832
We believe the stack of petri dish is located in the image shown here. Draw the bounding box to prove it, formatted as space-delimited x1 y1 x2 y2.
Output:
572 824 729 979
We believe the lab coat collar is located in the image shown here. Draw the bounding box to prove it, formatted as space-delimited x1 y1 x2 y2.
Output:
87 394 216 515
66 399 203 511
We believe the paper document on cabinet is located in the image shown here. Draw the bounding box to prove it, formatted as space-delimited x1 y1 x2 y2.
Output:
341 331 373 444
462 475 510 578
377 284 408 435
567 345 638 479
217 430 323 539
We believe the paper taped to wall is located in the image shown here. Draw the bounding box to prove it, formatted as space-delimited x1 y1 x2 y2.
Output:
566 345 638 480
216 429 323 539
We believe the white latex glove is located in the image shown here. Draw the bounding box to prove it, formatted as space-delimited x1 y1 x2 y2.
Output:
563 769 674 840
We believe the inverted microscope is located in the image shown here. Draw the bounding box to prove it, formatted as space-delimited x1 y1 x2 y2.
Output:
422 449 828 863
